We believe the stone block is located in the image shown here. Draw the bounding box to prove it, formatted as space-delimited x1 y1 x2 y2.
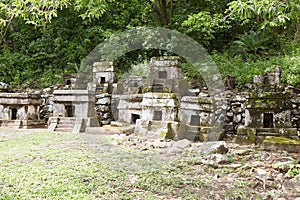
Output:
134 119 180 139
96 97 111 105
195 141 228 155
262 136 300 153
236 127 256 144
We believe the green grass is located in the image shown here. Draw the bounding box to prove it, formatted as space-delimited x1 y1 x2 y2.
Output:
0 128 251 199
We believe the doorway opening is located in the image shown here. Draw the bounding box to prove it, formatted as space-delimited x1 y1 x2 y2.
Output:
11 108 17 120
65 105 74 117
263 113 274 128
131 114 140 124
100 77 106 84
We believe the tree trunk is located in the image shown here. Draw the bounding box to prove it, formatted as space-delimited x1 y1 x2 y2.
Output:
159 0 169 26
296 22 300 43
150 0 170 26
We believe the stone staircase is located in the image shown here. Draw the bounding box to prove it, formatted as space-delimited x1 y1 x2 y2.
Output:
54 117 76 132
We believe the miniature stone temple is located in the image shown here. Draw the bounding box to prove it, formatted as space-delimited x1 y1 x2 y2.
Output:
0 93 44 128
116 94 143 124
61 74 76 88
147 57 191 97
134 92 181 139
49 61 118 133
111 57 183 139
179 96 221 141
236 67 298 144
93 61 117 85
108 56 224 141
48 88 99 133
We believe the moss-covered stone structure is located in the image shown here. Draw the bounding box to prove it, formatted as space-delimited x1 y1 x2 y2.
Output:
236 68 298 144
108 56 224 141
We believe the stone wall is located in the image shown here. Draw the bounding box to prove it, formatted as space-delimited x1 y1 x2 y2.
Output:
288 87 300 134
222 92 246 134
95 93 113 125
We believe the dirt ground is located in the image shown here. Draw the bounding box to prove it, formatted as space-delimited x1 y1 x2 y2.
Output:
1 128 300 199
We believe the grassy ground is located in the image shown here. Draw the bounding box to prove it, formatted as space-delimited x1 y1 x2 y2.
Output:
0 128 255 199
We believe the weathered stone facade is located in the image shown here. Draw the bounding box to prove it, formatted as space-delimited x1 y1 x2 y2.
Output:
48 85 99 133
2 56 300 147
93 62 117 85
0 93 44 128
134 92 180 139
236 68 298 144
179 96 217 141
112 56 224 141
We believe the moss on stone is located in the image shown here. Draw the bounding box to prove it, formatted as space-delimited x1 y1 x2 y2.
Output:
159 131 167 138
235 135 253 144
237 127 247 135
235 128 256 144
247 129 256 144
263 136 300 145
198 132 205 142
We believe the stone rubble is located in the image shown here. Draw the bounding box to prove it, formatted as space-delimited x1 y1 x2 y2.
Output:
104 133 300 199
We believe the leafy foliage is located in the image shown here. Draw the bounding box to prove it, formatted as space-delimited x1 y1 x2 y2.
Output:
227 0 300 29
230 30 270 56
181 11 230 47
0 0 111 26
0 0 300 89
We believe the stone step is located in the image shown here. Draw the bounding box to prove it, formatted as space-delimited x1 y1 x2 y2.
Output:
56 124 74 129
58 118 76 124
149 121 164 126
110 121 130 127
1 120 22 128
186 126 201 131
256 128 280 133
257 132 280 136
262 136 300 153
54 127 73 132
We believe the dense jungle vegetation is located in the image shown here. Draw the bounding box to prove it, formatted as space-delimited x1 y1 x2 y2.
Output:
0 0 300 89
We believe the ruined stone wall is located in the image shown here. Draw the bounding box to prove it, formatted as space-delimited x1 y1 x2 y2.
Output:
95 93 113 125
223 92 247 134
289 88 300 134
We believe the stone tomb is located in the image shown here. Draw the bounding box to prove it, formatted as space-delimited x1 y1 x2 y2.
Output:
179 96 220 141
48 89 99 133
111 76 146 122
0 93 44 128
61 73 76 88
237 68 297 144
111 56 223 140
117 94 143 124
147 57 191 96
237 92 298 144
93 62 117 85
93 62 118 124
134 92 180 139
